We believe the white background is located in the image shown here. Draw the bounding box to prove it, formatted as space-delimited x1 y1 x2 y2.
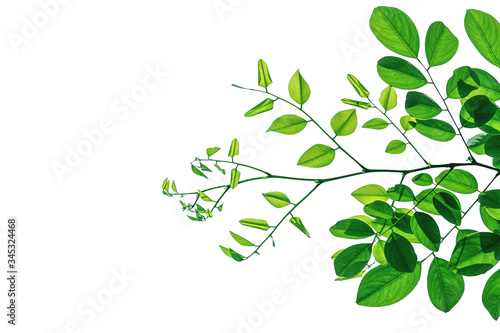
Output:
1 0 500 332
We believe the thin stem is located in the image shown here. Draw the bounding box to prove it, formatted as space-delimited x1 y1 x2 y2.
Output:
212 186 230 211
232 84 367 170
198 158 271 176
367 97 429 165
417 59 475 162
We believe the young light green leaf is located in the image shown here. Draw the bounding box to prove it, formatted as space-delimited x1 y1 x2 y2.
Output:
428 257 465 313
330 219 375 239
410 212 441 251
379 86 397 111
192 165 208 179
387 184 414 202
412 173 433 186
482 268 500 320
228 138 239 158
288 70 311 105
465 9 500 68
363 201 393 219
385 233 418 272
459 95 497 128
297 144 335 168
171 180 177 193
230 231 255 247
341 98 372 109
356 263 422 307
405 92 442 120
370 6 420 58
220 246 245 262
468 133 493 155
230 168 240 189
258 59 272 89
206 147 221 158
448 232 500 276
239 218 270 231
373 240 388 265
347 74 370 98
352 184 389 205
267 114 308 135
162 178 170 192
199 190 212 202
400 115 417 131
331 109 357 136
363 118 389 130
263 191 291 208
425 22 459 67
289 217 310 238
415 119 455 142
334 243 372 278
245 98 275 117
433 192 462 225
377 57 428 90
435 169 478 194
385 140 407 154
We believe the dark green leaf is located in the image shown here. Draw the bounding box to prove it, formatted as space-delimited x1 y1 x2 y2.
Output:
449 232 500 276
341 98 372 109
385 140 407 154
228 138 239 158
425 22 459 67
428 257 465 313
485 135 500 158
380 86 397 111
220 246 245 262
415 119 455 142
433 192 462 225
331 109 357 136
435 169 478 194
297 144 335 168
469 68 500 101
289 217 310 238
387 184 414 202
482 268 500 320
456 229 479 243
258 59 272 89
364 201 393 219
245 98 275 117
446 66 480 99
363 118 389 130
480 205 500 234
352 184 389 204
410 212 441 251
370 6 420 58
239 218 270 231
377 56 427 90
230 168 240 189
459 95 497 128
330 219 375 239
267 114 308 135
465 9 500 68
288 70 311 105
230 231 255 247
479 190 500 209
468 133 493 155
191 165 208 179
262 191 291 208
335 243 372 278
356 263 422 306
385 233 418 272
347 74 370 98
199 163 212 172
412 173 433 186
414 188 459 215
405 91 442 119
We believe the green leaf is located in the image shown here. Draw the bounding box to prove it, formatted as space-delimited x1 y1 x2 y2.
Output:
347 74 370 98
446 66 480 99
385 233 418 272
479 190 500 209
449 232 500 276
267 114 308 135
230 168 240 189
171 180 177 193
385 140 407 154
433 192 462 225
199 163 212 172
414 188 459 215
415 119 455 142
480 112 500 134
331 109 357 136
258 59 272 89
377 56 428 90
370 6 420 58
435 169 478 194
465 9 500 68
387 184 414 202
410 212 441 251
482 268 500 320
400 115 417 131
289 217 310 238
412 173 433 186
363 118 389 130
364 201 393 219
220 246 245 262
230 231 255 247
288 70 311 105
198 190 212 202
405 92 442 120
372 217 420 244
469 68 500 101
244 98 275 117
425 21 459 67
335 243 372 278
330 219 375 239
468 133 493 155
480 205 500 234
373 240 388 265
459 95 497 128
485 135 500 158
228 138 239 158
297 144 335 168
336 271 365 281
206 147 221 158
356 263 422 306
192 165 208 179
456 229 479 243
428 257 465 313
162 178 170 192
262 191 291 208
352 184 389 205
239 218 270 231
331 249 344 260
379 86 397 111
341 98 372 109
